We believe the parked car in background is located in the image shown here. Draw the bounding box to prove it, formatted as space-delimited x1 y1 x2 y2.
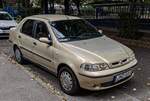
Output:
9 15 137 95
0 11 17 37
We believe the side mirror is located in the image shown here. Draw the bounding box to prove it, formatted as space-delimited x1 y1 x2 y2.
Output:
98 29 103 34
39 37 52 45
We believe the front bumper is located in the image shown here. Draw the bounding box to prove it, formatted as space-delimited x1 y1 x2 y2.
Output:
77 59 137 91
0 30 10 37
0 33 9 37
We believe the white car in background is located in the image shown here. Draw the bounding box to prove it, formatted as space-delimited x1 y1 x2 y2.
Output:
0 11 17 37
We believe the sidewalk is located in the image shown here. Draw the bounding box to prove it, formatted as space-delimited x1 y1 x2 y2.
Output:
0 53 60 101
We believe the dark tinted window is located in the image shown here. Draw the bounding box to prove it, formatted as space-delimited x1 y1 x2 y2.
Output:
21 20 34 37
35 22 49 39
0 13 12 20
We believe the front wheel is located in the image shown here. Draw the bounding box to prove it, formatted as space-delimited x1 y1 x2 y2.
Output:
58 66 80 95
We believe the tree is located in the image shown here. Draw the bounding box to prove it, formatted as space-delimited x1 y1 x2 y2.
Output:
41 0 55 14
41 0 48 14
143 0 150 3
49 0 55 14
64 0 81 15
22 0 31 8
73 0 81 15
64 0 70 15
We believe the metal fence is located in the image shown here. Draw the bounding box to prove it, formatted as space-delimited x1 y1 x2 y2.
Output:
51 2 150 39
91 2 150 39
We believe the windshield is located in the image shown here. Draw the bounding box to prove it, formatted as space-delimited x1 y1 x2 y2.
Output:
0 13 13 20
50 19 103 42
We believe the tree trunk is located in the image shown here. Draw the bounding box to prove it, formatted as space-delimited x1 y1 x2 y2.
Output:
73 0 81 15
64 0 70 15
49 0 55 14
22 0 30 8
41 0 49 14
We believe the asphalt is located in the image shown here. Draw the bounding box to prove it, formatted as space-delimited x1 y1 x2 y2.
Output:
0 38 150 101
0 39 61 101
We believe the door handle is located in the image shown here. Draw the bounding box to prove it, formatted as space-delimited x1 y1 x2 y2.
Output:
33 42 37 45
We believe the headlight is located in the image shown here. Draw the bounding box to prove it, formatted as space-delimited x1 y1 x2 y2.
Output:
80 63 109 72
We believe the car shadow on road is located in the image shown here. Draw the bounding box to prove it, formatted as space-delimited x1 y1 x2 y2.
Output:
21 59 136 97
77 80 134 96
11 56 150 101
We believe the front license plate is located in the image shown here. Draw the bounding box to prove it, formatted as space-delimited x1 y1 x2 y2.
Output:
114 71 132 83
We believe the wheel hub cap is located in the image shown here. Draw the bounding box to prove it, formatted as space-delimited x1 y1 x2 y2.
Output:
15 49 21 62
60 71 73 91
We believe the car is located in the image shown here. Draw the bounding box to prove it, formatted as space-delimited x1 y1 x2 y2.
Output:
9 15 137 95
0 11 17 37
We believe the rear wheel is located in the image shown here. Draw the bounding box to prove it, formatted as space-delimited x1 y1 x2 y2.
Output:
58 66 80 95
14 46 24 64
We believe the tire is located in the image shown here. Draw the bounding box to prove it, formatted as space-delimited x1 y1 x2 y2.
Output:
58 66 80 95
14 46 24 64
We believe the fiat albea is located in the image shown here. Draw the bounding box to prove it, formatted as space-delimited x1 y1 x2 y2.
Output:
9 15 137 95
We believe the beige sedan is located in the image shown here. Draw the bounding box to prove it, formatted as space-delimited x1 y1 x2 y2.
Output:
9 15 137 95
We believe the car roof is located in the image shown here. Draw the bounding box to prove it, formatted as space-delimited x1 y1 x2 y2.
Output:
28 14 81 22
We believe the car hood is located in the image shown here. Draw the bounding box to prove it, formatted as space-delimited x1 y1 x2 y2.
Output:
0 20 17 28
62 36 133 63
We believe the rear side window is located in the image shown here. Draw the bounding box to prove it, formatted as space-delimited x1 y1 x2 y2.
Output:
21 20 34 37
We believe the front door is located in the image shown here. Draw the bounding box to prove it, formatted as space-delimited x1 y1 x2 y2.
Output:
32 21 55 72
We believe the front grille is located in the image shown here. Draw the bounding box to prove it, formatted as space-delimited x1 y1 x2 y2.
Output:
110 58 130 68
0 26 14 30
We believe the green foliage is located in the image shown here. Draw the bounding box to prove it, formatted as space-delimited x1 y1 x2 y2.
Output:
118 12 143 40
32 0 41 6
18 7 41 18
25 7 41 16
144 0 150 3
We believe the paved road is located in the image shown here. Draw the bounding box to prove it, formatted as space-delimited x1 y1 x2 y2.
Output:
0 38 150 101
0 39 61 101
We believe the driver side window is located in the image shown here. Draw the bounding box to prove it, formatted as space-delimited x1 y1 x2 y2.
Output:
35 21 49 40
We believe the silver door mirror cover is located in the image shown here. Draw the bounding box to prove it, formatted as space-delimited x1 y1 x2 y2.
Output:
39 37 52 44
98 29 103 34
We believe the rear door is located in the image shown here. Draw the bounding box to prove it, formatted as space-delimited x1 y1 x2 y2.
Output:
18 19 37 60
